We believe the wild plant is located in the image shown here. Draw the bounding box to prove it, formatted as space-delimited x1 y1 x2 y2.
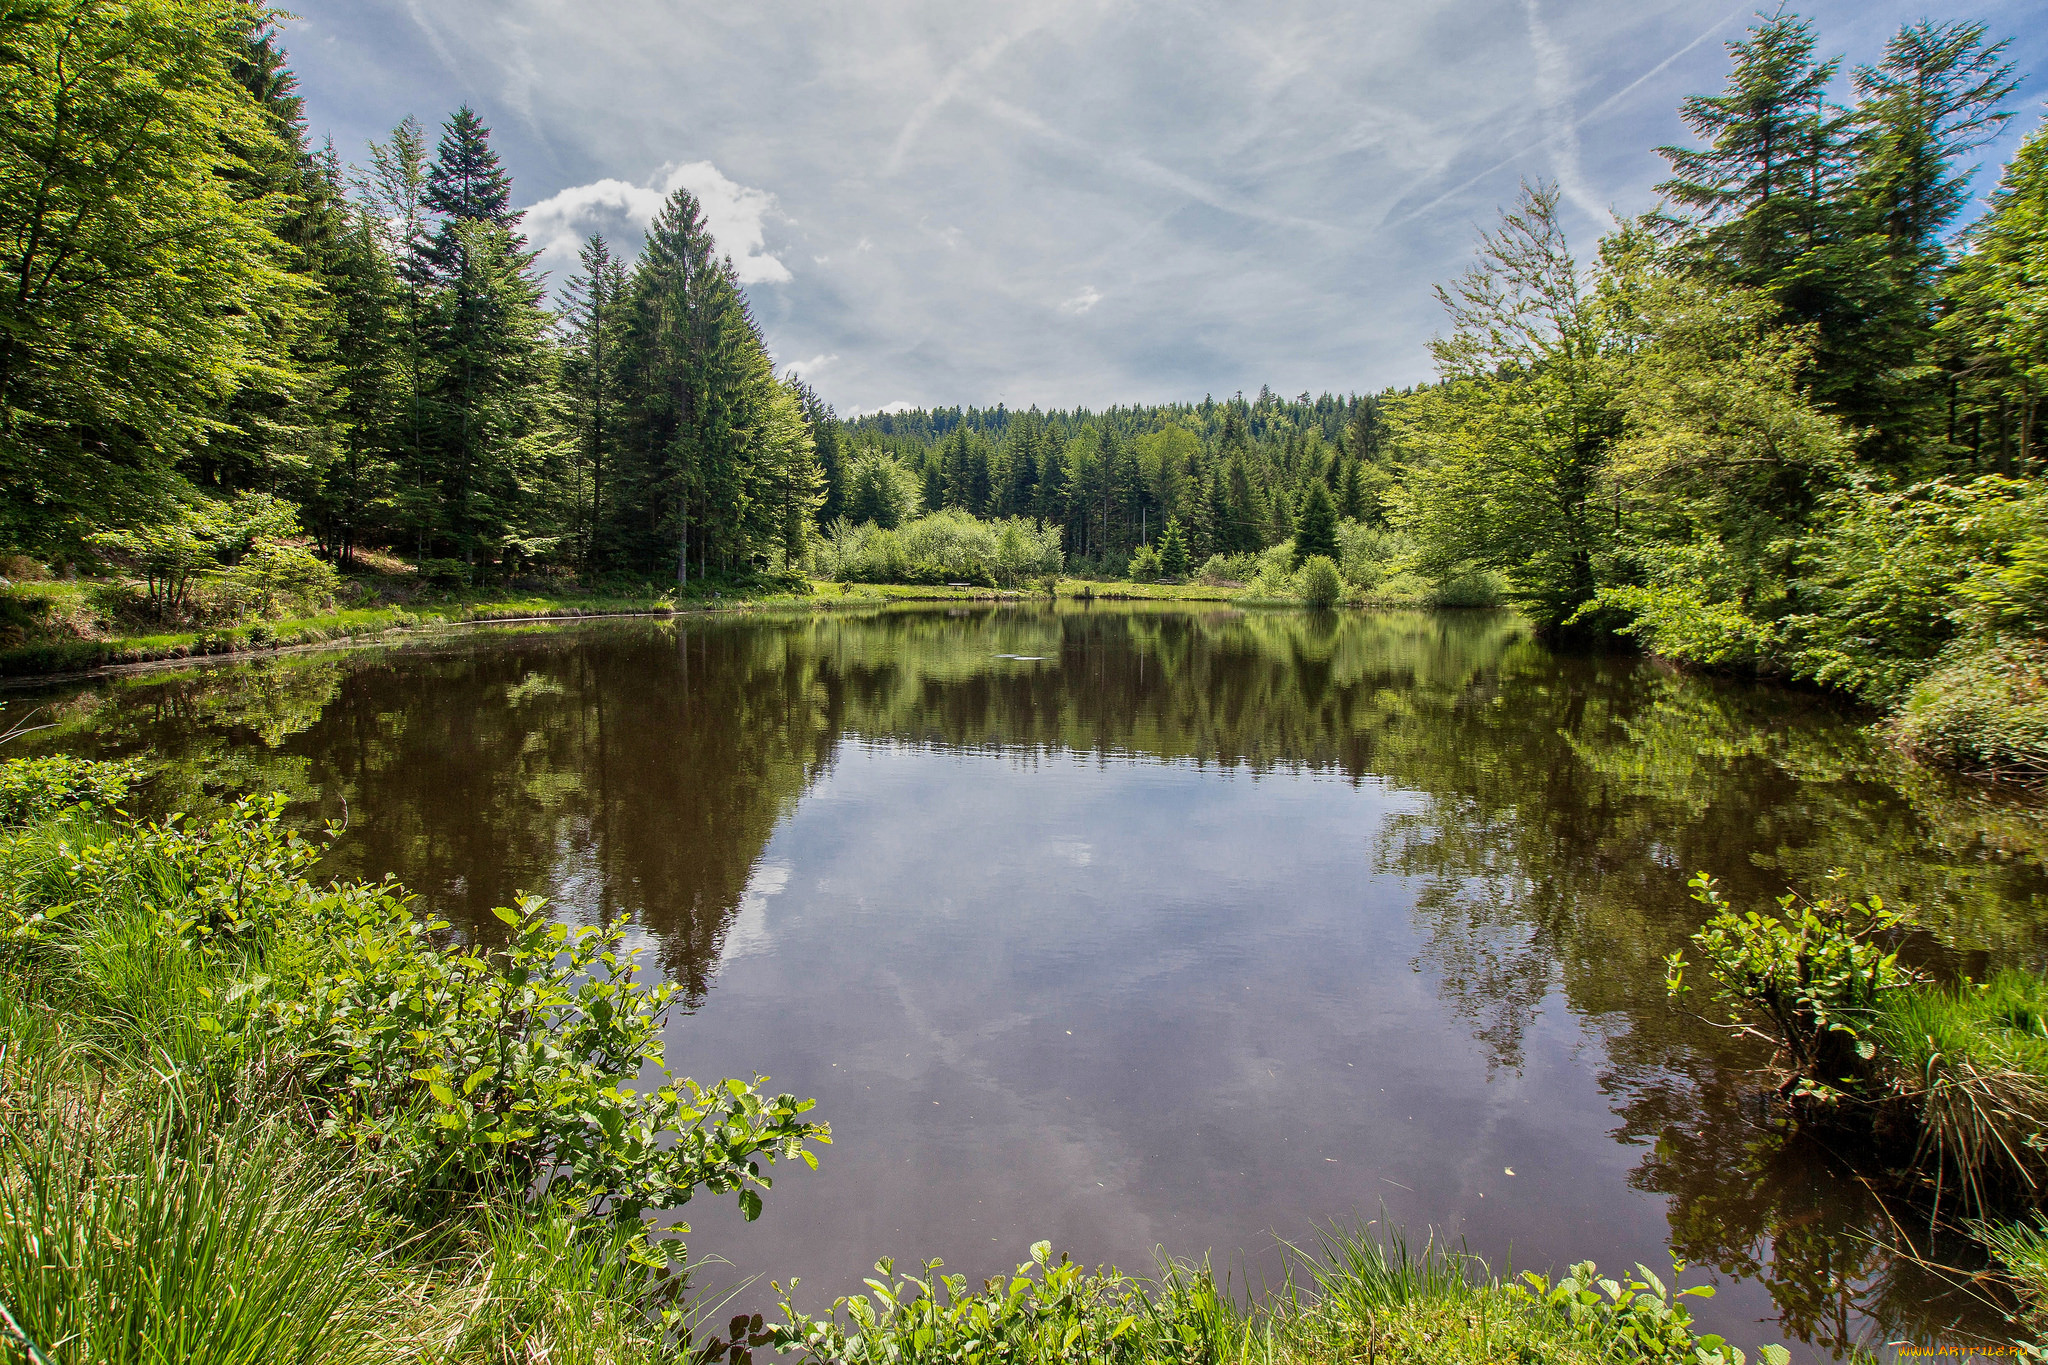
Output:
1665 871 1917 1103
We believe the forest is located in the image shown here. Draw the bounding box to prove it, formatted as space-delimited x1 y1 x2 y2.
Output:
0 0 2044 774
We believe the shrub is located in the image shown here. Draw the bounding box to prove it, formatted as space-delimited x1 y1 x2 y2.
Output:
0 755 138 826
814 510 1060 587
1892 638 2048 783
1300 555 1344 607
417 557 470 587
1127 544 1161 582
1665 872 1916 1103
0 769 830 1233
1427 568 1507 609
1196 552 1256 585
282 889 828 1223
221 540 341 618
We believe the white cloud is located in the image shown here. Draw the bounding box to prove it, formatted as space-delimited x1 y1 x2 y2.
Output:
1060 286 1102 314
845 400 916 418
520 159 791 288
785 353 838 378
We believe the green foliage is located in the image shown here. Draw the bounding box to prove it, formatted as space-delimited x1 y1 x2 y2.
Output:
0 761 828 1237
843 451 923 530
89 493 311 621
1509 1262 1789 1365
769 1243 1189 1364
0 1104 388 1365
815 510 1061 587
221 539 342 617
1126 543 1162 583
1391 185 1620 629
0 755 138 827
1157 517 1189 578
283 890 827 1223
1868 969 2048 1211
1291 480 1339 567
1893 639 2048 782
1665 872 1917 1102
1298 555 1343 608
0 0 298 558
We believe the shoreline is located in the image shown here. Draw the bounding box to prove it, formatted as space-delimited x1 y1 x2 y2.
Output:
0 579 1254 686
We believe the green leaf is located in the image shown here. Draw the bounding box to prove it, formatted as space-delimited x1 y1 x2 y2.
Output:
738 1188 763 1221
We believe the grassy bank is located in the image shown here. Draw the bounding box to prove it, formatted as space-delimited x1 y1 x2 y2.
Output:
0 568 1273 680
1668 872 2048 1335
0 757 1792 1364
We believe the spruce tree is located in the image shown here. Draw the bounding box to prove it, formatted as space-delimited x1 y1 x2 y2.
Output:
1293 480 1338 567
1158 516 1189 578
560 234 627 568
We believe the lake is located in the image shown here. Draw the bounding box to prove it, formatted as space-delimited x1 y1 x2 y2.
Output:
15 603 2048 1357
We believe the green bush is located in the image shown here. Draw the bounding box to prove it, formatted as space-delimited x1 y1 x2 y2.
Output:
1127 544 1162 582
1300 555 1344 607
1892 638 2048 782
0 754 138 826
282 888 827 1222
222 539 341 618
1664 872 1916 1103
814 510 1060 587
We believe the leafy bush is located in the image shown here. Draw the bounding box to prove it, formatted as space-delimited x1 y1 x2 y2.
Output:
1127 544 1162 582
768 1242 1203 1364
1665 872 1916 1103
1299 555 1344 607
1509 1261 1788 1365
814 510 1061 587
1892 638 2048 783
0 770 829 1233
417 557 471 587
1196 552 1256 585
221 539 341 618
1427 568 1506 609
88 493 310 621
283 889 827 1223
0 755 137 826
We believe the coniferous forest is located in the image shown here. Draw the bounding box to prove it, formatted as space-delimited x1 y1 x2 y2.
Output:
0 0 2044 780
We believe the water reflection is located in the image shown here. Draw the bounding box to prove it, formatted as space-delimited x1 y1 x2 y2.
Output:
17 604 2048 1355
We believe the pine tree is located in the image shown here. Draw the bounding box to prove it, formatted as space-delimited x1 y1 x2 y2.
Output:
1293 480 1339 567
560 235 627 568
1657 13 1846 283
420 106 517 280
1158 516 1189 579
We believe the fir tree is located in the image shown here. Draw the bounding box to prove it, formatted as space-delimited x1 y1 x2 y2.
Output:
1293 480 1339 567
1158 516 1189 578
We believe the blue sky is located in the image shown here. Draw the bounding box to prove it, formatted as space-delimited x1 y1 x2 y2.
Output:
281 0 2048 415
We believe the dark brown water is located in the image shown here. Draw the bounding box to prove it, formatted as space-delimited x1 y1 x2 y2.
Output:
16 604 2048 1357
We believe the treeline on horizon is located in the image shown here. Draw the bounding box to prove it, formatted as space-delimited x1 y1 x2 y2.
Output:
1 0 2046 774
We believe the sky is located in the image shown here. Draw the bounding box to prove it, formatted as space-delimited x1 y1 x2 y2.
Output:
279 0 2048 416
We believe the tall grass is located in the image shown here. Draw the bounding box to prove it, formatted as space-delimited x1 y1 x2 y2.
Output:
1871 969 2048 1213
0 1096 391 1365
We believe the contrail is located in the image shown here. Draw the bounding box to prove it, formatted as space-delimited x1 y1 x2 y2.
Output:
1387 2 1748 228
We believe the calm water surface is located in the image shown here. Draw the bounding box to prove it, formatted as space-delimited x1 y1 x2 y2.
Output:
18 604 2048 1357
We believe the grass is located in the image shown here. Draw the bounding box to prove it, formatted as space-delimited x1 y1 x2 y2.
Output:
1870 969 2048 1214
